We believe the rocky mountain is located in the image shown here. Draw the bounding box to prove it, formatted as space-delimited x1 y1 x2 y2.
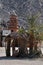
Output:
0 0 43 28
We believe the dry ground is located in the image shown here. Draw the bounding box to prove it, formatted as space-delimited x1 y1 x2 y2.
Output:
0 47 43 65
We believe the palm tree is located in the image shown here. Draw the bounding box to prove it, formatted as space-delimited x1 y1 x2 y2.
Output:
18 27 27 57
27 13 42 57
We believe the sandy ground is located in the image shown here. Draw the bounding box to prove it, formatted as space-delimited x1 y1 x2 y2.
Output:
0 47 43 65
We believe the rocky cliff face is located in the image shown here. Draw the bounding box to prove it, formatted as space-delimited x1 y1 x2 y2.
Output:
0 0 43 28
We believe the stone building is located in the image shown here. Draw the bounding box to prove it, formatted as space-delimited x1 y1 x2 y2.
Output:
0 12 18 47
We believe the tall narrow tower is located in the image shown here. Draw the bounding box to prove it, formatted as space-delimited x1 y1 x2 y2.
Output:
8 13 18 32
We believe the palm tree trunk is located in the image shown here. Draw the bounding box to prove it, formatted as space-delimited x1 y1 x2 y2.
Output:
29 32 34 55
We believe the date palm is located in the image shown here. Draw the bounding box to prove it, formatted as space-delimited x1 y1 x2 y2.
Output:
27 12 42 57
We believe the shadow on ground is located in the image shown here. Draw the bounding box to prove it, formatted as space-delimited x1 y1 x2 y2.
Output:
0 56 40 60
0 56 29 60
